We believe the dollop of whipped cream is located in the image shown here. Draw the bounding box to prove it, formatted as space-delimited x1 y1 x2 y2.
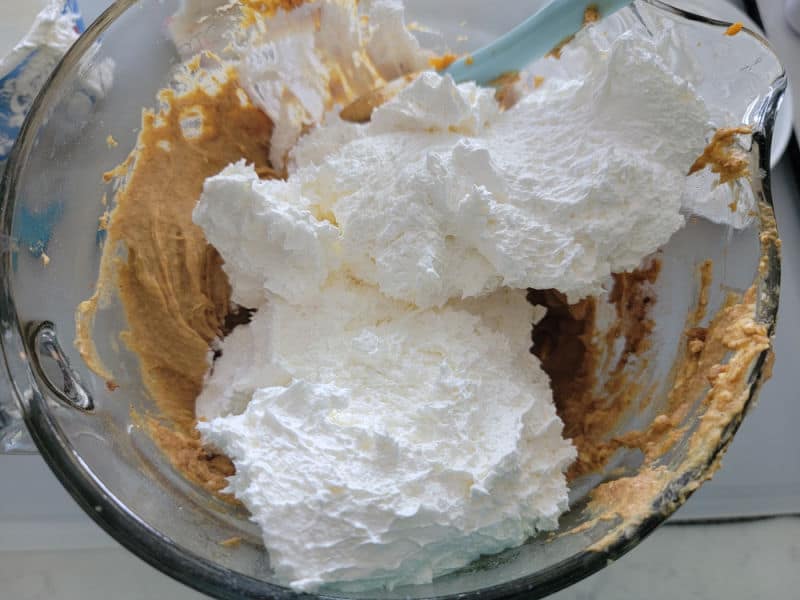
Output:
197 280 574 591
235 0 429 168
192 10 715 593
202 30 712 309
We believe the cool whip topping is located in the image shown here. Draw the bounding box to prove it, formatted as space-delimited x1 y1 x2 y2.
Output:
235 0 429 168
193 2 715 592
197 278 574 591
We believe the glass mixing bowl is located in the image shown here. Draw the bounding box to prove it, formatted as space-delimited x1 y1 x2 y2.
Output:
0 1 785 598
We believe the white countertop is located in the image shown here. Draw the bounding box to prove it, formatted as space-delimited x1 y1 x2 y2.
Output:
2 512 798 600
3 450 799 598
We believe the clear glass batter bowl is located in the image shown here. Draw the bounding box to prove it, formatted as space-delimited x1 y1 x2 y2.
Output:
0 1 784 598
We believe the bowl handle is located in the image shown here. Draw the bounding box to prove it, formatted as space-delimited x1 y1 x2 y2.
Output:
0 321 94 454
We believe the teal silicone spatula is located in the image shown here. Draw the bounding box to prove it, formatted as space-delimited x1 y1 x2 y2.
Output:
445 0 633 85
341 0 633 123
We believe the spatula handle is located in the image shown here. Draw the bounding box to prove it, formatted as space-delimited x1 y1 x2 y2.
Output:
445 0 634 85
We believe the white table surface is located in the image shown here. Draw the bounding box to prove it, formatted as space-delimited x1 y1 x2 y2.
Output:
2 511 798 600
3 0 800 598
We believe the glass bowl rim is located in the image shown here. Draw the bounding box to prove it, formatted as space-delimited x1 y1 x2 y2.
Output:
0 1 785 598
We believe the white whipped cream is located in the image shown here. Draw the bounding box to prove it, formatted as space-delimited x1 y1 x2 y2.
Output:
197 279 574 591
192 8 716 593
203 30 712 309
169 0 241 60
235 0 429 168
194 163 341 308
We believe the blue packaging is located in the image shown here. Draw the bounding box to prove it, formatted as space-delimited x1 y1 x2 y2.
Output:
0 0 85 161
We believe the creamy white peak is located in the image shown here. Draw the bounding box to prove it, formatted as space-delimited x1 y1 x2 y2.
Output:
235 0 428 169
197 282 575 591
193 161 340 307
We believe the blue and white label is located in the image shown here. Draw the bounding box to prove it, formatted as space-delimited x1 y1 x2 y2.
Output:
0 0 84 160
